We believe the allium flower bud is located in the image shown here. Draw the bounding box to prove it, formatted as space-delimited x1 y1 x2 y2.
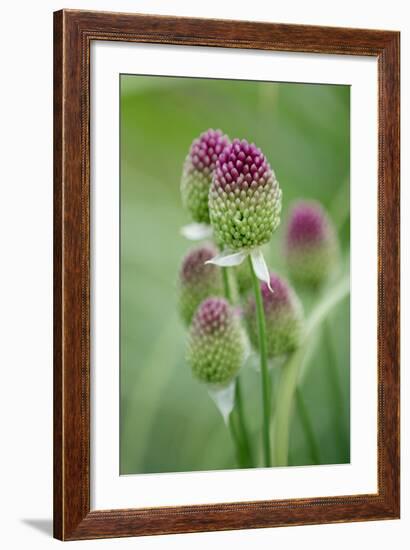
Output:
187 297 246 385
245 273 303 359
284 201 339 287
178 245 224 325
181 129 230 224
209 139 282 250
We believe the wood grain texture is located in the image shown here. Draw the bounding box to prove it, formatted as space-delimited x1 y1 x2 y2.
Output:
53 9 400 541
53 10 63 541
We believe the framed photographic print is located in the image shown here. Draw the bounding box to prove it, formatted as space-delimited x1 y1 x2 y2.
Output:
53 9 400 540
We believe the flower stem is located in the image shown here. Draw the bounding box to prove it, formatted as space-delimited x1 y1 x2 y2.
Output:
222 267 232 303
228 404 253 468
323 319 348 457
273 273 350 467
234 378 253 467
222 266 253 467
248 256 272 467
228 412 244 467
295 386 320 464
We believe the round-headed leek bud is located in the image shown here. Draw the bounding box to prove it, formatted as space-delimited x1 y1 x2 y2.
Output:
180 129 230 224
284 201 339 288
178 245 224 326
245 273 303 359
209 138 282 250
187 297 246 386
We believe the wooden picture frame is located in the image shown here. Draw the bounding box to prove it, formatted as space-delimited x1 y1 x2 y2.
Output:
53 9 400 540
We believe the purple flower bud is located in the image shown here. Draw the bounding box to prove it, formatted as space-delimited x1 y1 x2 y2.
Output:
245 273 303 358
181 129 230 223
178 245 224 325
187 297 246 385
209 138 282 250
284 201 339 287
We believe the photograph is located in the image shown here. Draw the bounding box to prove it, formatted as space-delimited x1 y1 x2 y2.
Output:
120 74 351 475
49 6 400 542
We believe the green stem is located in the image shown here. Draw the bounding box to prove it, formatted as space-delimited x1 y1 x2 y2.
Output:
228 412 245 467
273 273 350 467
222 267 232 303
222 266 253 467
323 319 348 455
248 256 271 467
234 379 253 467
295 387 320 464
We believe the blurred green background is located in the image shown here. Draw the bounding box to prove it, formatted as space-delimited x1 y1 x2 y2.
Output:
120 75 350 474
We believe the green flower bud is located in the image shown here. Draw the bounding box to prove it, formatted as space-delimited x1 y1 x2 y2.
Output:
181 129 230 223
245 273 303 359
209 139 282 250
178 245 224 325
284 201 339 287
187 298 246 385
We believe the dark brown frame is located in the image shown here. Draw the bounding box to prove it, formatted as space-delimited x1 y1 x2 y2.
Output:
54 9 400 541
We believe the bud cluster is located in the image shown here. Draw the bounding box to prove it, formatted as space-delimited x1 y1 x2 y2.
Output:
180 129 230 224
284 201 338 287
245 273 303 359
209 139 282 250
178 245 224 325
187 298 246 385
